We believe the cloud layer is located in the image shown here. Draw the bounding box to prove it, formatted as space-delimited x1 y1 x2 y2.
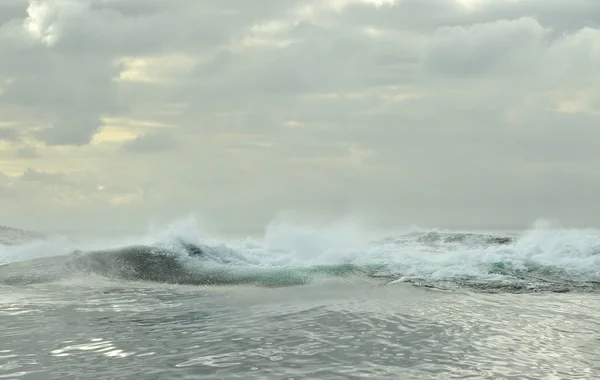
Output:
1 0 599 233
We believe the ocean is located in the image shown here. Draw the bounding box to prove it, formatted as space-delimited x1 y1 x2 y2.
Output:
1 219 599 379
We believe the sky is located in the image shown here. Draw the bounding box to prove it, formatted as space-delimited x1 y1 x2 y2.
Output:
1 0 600 234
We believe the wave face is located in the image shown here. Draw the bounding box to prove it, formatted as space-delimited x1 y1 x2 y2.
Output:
2 219 600 293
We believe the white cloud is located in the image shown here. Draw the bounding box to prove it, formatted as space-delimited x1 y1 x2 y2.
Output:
24 0 91 46
115 54 200 84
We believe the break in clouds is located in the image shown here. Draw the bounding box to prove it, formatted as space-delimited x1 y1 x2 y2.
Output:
0 0 599 233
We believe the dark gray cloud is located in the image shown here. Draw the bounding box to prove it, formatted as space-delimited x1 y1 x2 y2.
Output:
330 0 600 34
421 17 548 77
0 127 20 141
20 168 66 183
15 146 40 159
34 114 104 146
0 1 26 26
0 25 118 146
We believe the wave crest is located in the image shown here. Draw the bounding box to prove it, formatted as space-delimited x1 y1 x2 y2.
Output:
2 218 600 292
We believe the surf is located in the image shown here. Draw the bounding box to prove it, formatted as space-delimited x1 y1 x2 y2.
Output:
1 217 600 293
0 238 368 287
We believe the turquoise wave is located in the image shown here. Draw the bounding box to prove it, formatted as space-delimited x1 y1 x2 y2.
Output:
2 231 600 293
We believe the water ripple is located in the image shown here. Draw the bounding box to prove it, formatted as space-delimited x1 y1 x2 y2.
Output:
1 284 599 379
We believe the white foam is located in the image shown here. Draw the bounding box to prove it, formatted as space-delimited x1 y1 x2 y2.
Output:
2 217 600 282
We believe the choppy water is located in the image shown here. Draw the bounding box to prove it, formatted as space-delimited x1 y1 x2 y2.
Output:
2 219 600 379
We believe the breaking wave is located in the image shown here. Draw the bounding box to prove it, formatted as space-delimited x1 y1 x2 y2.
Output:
2 217 600 293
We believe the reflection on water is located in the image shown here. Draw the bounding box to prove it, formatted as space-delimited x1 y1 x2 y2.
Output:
1 281 599 379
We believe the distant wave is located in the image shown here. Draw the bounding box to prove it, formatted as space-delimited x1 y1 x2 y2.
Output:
0 225 45 246
2 219 600 293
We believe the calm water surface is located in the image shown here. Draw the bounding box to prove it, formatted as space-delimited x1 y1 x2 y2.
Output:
2 278 599 380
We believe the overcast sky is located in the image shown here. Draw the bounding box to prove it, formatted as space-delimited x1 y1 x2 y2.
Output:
1 0 599 234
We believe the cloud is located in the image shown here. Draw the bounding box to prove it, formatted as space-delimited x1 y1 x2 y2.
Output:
24 0 91 47
0 127 20 141
15 146 40 159
20 167 66 183
1 0 600 233
121 131 176 153
0 1 26 26
422 17 549 77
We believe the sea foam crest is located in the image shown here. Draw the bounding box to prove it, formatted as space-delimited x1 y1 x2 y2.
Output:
2 217 600 290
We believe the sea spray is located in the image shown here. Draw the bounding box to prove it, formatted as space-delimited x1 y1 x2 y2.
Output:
1 217 600 292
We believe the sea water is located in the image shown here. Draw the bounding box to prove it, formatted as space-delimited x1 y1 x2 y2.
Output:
1 218 599 379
